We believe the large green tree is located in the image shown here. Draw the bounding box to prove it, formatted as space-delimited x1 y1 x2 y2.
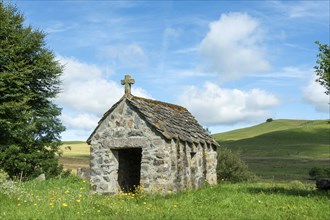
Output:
314 41 330 95
0 2 65 179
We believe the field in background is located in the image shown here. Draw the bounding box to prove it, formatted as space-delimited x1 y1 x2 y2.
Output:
58 119 329 182
213 119 330 182
3 119 327 219
59 141 89 173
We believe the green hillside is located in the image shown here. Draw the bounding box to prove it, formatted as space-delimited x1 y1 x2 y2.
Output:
59 141 89 173
213 119 330 182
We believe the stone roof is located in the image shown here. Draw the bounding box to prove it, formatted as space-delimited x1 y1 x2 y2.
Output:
87 95 218 147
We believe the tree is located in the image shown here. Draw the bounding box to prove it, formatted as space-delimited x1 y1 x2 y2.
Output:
0 2 65 180
217 147 256 183
314 41 330 95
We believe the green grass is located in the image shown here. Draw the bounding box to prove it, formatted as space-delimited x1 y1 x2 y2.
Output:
1 119 329 219
59 141 90 173
213 119 330 182
0 176 329 219
213 119 328 141
61 141 89 157
58 119 330 181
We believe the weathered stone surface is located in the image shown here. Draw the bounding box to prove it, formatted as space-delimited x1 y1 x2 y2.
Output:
103 176 111 182
128 129 143 137
153 159 165 166
91 168 102 176
114 129 125 137
35 173 46 181
97 157 103 164
77 168 90 180
99 183 109 190
87 94 218 195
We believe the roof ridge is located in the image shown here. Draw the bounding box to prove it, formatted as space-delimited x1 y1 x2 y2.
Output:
130 95 188 111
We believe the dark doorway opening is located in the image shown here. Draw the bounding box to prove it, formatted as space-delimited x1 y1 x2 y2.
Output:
117 148 142 192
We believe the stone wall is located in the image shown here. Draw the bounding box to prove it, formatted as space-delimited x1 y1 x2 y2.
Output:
89 100 173 194
89 99 217 194
171 141 217 191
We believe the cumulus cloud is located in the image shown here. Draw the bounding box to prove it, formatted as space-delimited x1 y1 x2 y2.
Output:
178 82 279 126
98 44 148 68
61 113 100 131
56 56 150 140
57 57 123 114
303 76 329 112
199 13 270 81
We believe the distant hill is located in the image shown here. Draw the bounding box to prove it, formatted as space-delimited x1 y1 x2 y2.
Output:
213 119 330 182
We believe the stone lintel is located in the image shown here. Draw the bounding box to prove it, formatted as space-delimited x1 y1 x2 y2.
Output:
101 137 149 149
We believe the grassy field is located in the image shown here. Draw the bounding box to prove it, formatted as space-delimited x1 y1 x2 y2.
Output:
213 119 330 182
59 119 330 182
59 141 89 173
1 119 329 219
1 175 329 219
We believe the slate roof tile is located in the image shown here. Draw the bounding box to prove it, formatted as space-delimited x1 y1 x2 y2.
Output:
87 95 218 147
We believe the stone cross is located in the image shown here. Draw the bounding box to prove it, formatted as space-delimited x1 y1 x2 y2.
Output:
121 75 135 95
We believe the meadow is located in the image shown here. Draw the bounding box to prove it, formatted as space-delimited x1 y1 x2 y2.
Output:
1 119 329 219
214 119 330 182
59 119 329 182
59 141 89 174
0 175 329 219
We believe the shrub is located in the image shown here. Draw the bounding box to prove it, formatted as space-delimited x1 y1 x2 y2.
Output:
266 118 273 122
0 169 9 182
216 147 256 183
0 144 64 180
288 180 307 190
309 167 330 180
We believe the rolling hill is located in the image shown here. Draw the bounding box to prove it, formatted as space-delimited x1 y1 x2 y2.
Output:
59 119 329 182
213 119 330 182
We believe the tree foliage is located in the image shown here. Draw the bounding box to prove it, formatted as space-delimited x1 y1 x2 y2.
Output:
217 147 256 183
309 167 330 180
0 2 65 180
314 41 330 95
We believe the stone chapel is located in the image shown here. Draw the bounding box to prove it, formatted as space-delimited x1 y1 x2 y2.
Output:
87 75 218 194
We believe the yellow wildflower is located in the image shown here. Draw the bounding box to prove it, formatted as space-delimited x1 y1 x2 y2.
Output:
62 203 68 207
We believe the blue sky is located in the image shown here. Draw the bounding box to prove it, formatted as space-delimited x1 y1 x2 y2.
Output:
13 0 329 140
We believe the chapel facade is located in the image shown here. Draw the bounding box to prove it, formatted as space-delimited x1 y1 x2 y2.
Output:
87 75 218 194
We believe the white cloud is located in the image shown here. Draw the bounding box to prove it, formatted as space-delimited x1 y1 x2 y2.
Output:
61 113 100 130
56 56 151 140
98 44 148 68
271 1 329 19
57 57 123 114
60 57 104 83
45 21 75 34
178 82 279 126
303 76 329 113
252 66 311 79
199 13 271 81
